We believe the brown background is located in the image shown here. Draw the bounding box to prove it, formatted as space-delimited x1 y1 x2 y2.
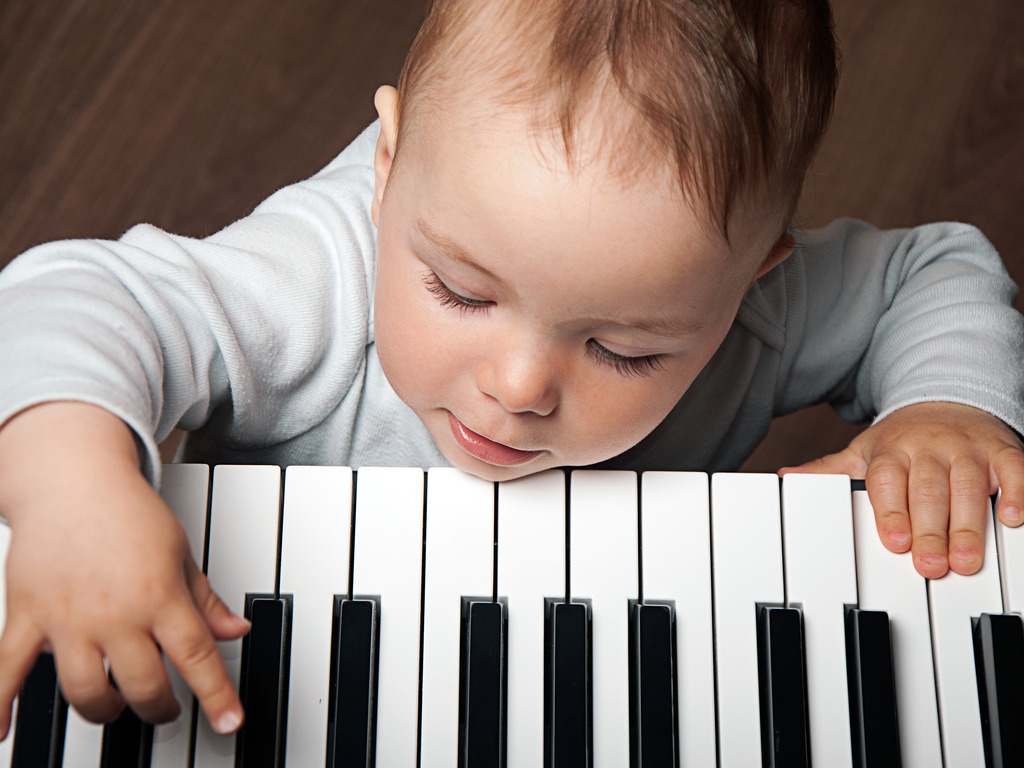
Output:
1 0 1022 470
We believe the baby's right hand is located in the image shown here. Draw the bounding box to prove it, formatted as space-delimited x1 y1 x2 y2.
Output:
0 402 250 739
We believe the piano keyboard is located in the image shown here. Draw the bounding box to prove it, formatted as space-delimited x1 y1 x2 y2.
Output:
2 465 1023 767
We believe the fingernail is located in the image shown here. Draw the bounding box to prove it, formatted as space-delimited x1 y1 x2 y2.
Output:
214 709 243 735
952 548 976 563
921 552 945 565
1004 506 1023 524
888 530 910 548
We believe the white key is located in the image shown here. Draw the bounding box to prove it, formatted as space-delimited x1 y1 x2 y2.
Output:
640 472 715 768
0 522 15 767
781 474 858 766
996 489 1024 614
497 470 566 768
419 467 495 765
279 466 353 766
928 500 1003 767
61 709 103 766
351 467 425 767
194 465 282 767
711 473 784 768
852 488 942 767
569 470 638 768
152 463 210 768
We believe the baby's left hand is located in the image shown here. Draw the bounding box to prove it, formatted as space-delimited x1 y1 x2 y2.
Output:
780 401 1024 579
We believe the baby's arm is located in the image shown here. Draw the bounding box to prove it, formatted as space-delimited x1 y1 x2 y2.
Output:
0 402 248 737
0 126 383 735
767 220 1024 579
782 401 1024 579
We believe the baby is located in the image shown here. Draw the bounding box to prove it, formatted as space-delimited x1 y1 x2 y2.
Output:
1 0 1023 739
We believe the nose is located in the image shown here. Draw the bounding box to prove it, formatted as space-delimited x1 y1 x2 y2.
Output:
476 341 560 417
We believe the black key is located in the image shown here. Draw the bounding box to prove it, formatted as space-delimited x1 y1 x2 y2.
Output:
11 653 67 768
628 601 678 768
545 599 592 768
845 607 901 768
100 698 153 768
236 594 292 768
458 599 507 768
974 612 1024 768
326 597 380 768
757 605 810 768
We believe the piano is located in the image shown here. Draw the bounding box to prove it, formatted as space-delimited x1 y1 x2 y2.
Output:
1 466 1023 767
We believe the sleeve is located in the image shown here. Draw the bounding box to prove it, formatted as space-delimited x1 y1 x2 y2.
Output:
772 218 1024 435
0 125 381 484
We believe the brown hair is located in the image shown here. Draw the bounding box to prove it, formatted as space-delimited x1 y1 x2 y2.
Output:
395 0 839 243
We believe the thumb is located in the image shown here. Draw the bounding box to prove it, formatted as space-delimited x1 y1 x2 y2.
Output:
779 447 867 478
185 559 251 641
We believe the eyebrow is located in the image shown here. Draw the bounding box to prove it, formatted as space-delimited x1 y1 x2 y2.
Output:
415 218 509 290
625 313 704 337
414 218 704 338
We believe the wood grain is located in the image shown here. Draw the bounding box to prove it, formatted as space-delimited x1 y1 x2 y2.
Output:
0 0 424 255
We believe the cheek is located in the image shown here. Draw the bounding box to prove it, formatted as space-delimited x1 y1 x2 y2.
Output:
373 249 462 405
566 374 689 463
374 252 428 394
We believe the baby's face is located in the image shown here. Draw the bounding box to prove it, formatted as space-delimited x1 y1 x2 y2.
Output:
372 92 773 481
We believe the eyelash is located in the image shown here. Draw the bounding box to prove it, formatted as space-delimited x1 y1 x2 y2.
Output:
421 270 490 313
586 339 665 378
422 269 665 378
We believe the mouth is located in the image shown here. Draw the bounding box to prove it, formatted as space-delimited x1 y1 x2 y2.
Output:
447 412 543 467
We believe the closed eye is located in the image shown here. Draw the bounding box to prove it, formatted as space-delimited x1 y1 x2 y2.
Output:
421 270 491 313
586 339 665 377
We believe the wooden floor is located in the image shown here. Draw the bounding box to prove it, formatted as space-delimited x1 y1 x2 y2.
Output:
2 0 1022 471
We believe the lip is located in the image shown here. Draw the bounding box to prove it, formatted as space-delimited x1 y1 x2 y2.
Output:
447 412 543 467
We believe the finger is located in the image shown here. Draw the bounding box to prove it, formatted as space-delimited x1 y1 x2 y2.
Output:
778 447 867 477
154 604 243 735
992 445 1024 527
51 639 124 723
906 457 952 579
864 454 913 554
945 458 989 575
185 560 250 641
0 618 46 739
104 638 180 724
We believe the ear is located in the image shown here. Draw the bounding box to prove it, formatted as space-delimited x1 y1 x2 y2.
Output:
753 230 796 280
371 85 400 227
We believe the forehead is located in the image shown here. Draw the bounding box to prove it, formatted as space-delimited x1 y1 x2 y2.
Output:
399 93 679 230
401 64 676 202
389 102 757 325
396 71 778 260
